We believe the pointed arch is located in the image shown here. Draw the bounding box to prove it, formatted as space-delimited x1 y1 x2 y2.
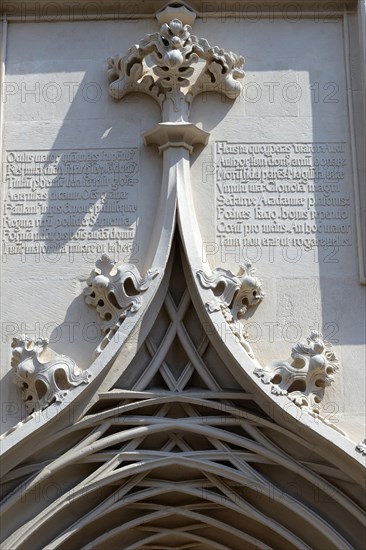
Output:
1 237 365 549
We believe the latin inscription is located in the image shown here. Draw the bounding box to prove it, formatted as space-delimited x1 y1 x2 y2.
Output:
215 142 351 250
2 149 138 255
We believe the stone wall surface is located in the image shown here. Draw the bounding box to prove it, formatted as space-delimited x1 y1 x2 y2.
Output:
0 3 365 438
0 3 365 549
189 16 366 440
1 20 163 424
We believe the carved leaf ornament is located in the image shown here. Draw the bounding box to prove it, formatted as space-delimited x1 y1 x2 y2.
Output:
197 263 264 359
11 336 91 414
107 18 244 110
254 331 339 414
84 254 159 356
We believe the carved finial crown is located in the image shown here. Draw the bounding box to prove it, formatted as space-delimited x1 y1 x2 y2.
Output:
107 4 244 119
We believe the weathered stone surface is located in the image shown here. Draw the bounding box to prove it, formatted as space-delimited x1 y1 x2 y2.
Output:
0 2 365 549
0 0 364 437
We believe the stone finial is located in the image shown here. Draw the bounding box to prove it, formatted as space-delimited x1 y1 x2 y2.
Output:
107 12 244 118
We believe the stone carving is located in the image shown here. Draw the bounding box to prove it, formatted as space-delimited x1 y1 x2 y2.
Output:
197 264 264 358
254 331 339 414
107 17 244 111
84 254 159 355
11 336 91 414
355 440 366 455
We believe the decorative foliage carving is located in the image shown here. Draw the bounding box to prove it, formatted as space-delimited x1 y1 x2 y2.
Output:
107 17 244 110
187 46 245 103
84 254 159 355
11 336 91 414
197 263 264 358
254 331 339 414
355 440 366 455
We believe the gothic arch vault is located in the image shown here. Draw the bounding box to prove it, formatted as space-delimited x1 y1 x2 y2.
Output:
0 236 365 550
